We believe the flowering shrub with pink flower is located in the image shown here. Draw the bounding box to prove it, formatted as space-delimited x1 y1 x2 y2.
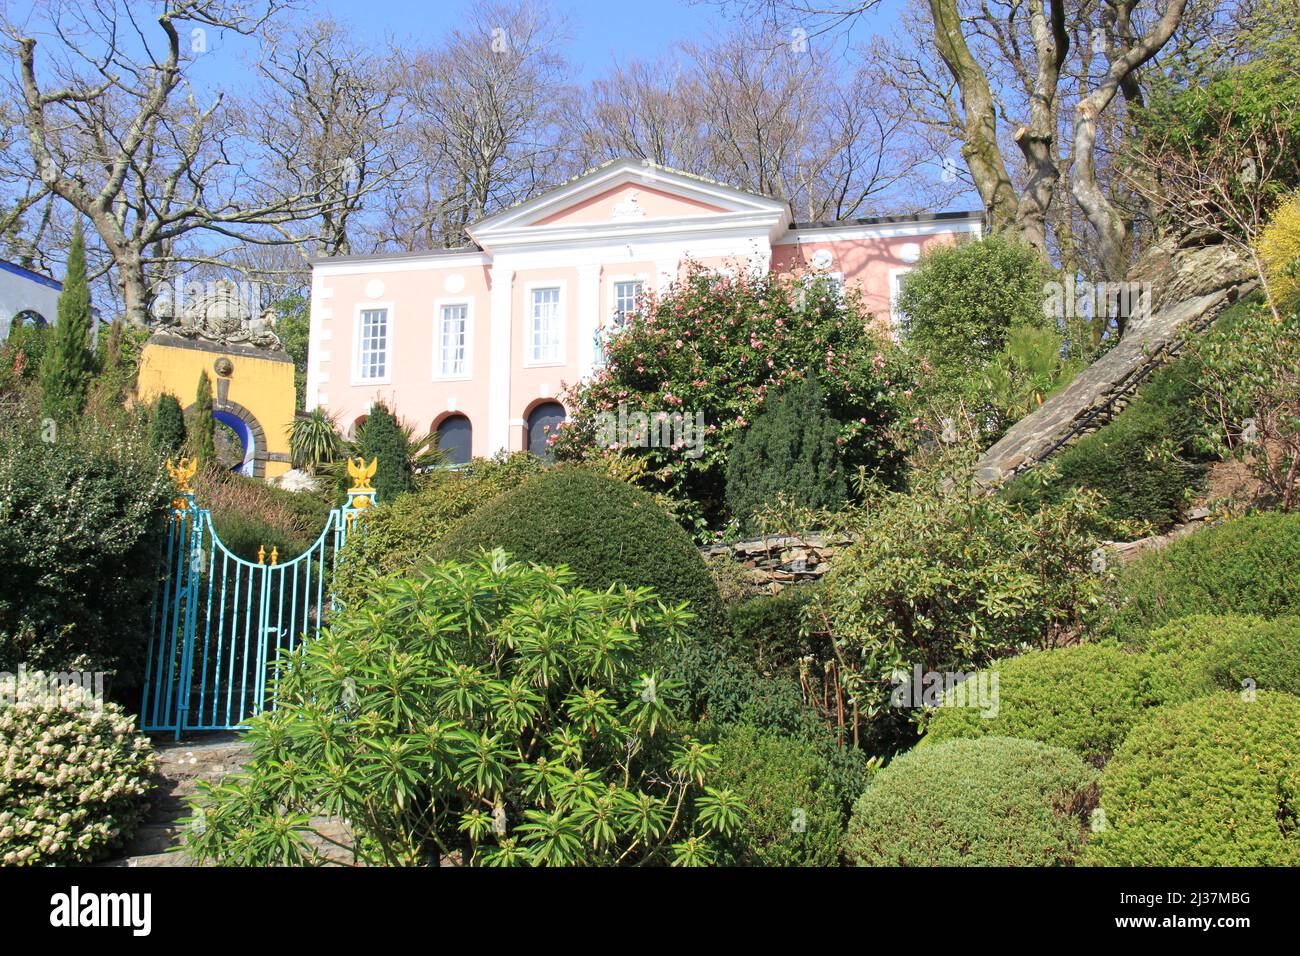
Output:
553 263 913 534
0 669 156 865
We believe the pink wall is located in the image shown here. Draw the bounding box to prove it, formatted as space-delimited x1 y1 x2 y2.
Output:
316 261 494 455
534 183 726 226
771 232 962 329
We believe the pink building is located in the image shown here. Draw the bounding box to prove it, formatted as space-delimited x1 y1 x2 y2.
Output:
307 159 982 462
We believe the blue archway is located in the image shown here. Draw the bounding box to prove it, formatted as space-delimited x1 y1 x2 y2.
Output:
214 409 255 476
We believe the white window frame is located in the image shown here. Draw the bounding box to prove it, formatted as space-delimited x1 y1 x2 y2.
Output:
596 273 647 367
523 281 566 367
888 267 914 337
802 270 845 301
352 302 393 385
432 298 473 381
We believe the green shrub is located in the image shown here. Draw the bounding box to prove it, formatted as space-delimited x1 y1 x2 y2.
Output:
921 644 1161 766
896 235 1051 383
725 377 846 533
0 414 171 692
148 392 187 455
552 263 910 534
1004 353 1210 528
354 402 413 502
39 224 95 423
189 370 216 467
1139 614 1300 703
725 584 818 675
710 724 845 866
0 669 156 865
1102 512 1300 639
185 552 743 866
843 737 1098 866
818 460 1114 724
436 466 725 645
333 452 544 603
1087 692 1300 866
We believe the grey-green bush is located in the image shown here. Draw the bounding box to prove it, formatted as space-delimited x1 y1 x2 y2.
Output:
843 737 1098 867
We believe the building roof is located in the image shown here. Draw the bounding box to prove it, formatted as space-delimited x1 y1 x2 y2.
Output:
0 258 62 292
309 158 986 266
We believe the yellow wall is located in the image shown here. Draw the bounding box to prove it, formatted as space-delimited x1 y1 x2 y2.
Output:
137 337 295 480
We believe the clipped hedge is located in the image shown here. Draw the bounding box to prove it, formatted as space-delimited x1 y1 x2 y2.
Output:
1087 692 1300 866
1004 353 1209 528
1139 614 1300 703
1102 511 1300 640
437 466 723 626
843 737 1098 867
711 724 845 867
333 452 544 604
921 644 1160 767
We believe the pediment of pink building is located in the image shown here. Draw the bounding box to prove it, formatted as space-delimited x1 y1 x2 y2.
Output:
466 158 789 250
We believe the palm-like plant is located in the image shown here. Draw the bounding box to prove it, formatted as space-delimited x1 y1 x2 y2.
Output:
288 408 344 473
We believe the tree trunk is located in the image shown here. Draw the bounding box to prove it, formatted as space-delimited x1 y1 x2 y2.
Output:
928 0 1019 232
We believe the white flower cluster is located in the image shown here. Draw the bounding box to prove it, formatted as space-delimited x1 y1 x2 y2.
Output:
0 671 156 866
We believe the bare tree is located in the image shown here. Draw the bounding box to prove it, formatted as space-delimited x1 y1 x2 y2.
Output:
6 0 377 326
245 18 406 259
378 0 574 250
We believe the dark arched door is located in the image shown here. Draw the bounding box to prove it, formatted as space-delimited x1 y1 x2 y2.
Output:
526 402 566 460
436 414 472 466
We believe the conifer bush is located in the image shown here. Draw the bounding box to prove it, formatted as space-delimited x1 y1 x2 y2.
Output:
38 223 95 423
725 377 846 534
921 644 1160 766
1087 692 1300 866
148 392 187 455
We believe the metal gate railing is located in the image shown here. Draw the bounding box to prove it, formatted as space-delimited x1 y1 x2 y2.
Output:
141 457 376 738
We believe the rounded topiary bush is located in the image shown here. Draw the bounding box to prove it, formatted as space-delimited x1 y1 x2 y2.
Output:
711 724 846 866
921 644 1160 767
843 737 1098 867
1103 512 1300 640
0 671 156 865
1139 614 1300 703
436 466 725 635
1087 692 1300 866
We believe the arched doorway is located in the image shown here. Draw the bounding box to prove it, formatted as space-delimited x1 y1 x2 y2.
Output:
526 401 566 460
436 414 473 466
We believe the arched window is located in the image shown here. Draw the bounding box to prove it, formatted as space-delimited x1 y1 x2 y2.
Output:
436 414 472 466
349 414 369 440
526 401 566 460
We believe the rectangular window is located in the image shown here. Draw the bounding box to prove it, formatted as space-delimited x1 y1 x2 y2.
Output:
439 303 468 377
530 287 561 363
890 270 912 333
612 280 643 327
358 308 388 380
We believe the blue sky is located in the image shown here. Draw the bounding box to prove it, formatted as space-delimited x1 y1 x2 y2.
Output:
177 0 909 88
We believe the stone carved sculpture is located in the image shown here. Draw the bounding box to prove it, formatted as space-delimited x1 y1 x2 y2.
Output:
154 278 283 350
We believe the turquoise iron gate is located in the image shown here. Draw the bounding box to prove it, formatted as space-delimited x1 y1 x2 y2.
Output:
141 457 376 738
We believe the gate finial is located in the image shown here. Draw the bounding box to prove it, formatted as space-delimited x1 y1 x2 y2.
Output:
166 456 198 493
346 456 377 492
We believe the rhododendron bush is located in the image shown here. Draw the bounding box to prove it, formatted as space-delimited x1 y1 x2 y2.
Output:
0 669 156 866
553 264 912 534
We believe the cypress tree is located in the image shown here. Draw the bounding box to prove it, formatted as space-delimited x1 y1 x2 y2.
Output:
149 392 187 455
356 402 413 502
39 222 95 421
191 370 217 467
725 376 847 534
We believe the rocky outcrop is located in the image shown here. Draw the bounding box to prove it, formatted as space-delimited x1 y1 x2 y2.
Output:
974 234 1257 487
